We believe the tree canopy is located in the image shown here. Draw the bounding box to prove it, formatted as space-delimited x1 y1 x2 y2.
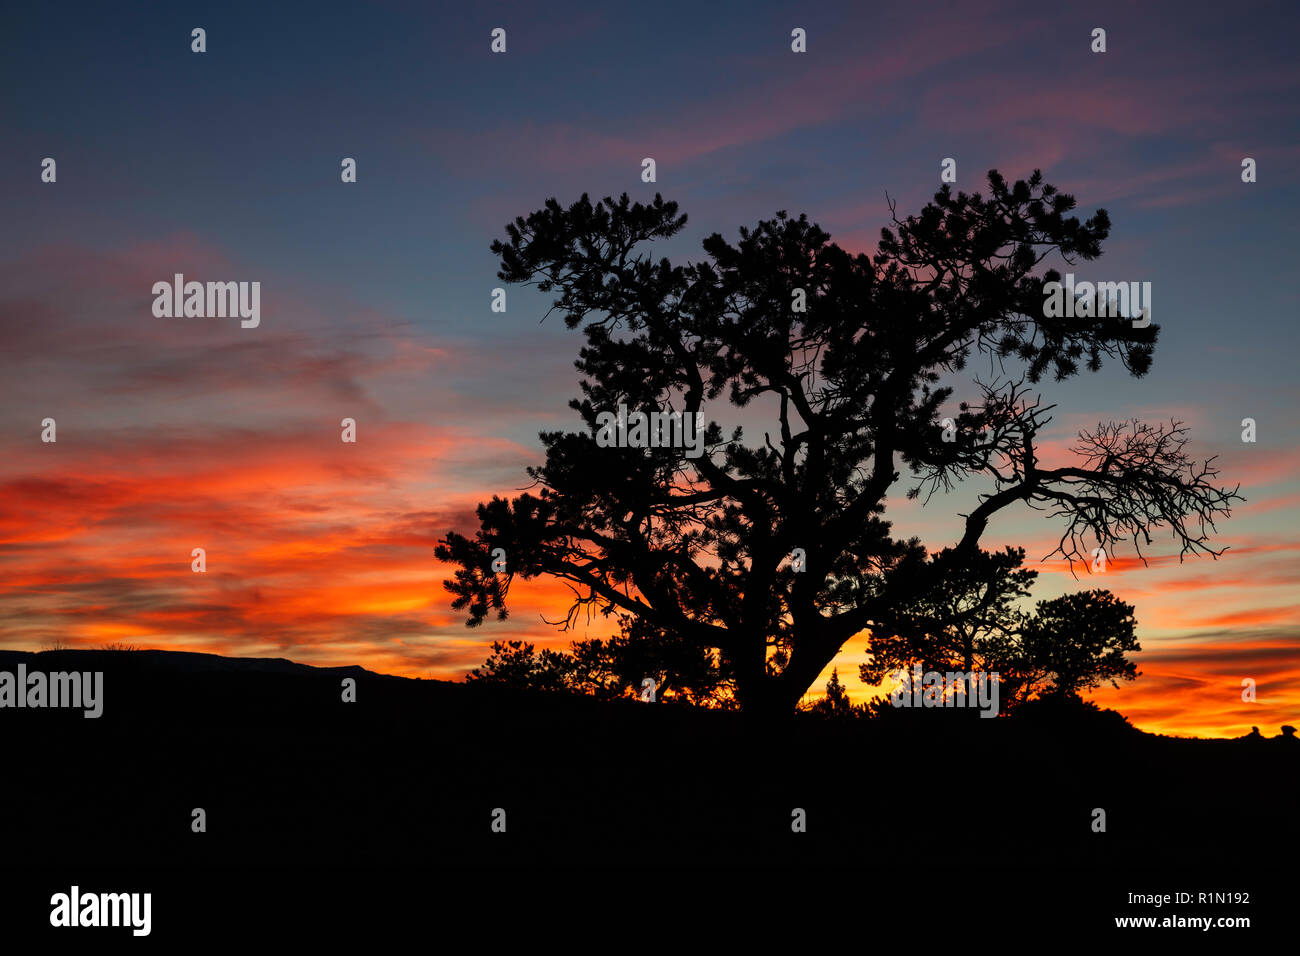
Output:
437 170 1240 718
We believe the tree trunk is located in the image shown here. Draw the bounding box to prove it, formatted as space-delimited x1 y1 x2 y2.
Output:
732 641 840 724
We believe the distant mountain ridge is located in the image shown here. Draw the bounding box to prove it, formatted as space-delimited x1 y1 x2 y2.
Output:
0 647 385 679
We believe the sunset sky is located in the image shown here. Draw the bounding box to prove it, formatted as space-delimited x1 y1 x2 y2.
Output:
2 0 1297 737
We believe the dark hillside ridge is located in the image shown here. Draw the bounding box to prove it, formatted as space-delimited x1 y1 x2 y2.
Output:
2 649 1295 869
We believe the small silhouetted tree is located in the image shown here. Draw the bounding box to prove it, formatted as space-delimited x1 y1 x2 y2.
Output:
803 668 864 719
1017 590 1139 698
862 548 1141 711
466 640 575 693
860 546 1035 686
466 619 737 706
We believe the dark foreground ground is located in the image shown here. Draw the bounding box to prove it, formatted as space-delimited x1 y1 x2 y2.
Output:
1 648 1295 940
